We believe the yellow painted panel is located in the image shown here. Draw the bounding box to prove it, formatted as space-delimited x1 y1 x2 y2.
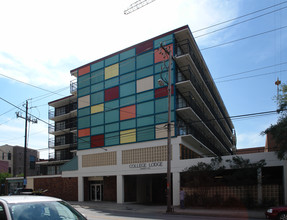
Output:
120 129 136 144
91 104 104 114
105 63 119 80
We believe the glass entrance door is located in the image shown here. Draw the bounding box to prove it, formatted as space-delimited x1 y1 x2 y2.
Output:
90 184 102 201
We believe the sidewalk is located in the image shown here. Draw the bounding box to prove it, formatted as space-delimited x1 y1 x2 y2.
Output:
69 201 266 219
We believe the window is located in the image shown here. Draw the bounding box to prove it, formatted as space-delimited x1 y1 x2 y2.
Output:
55 106 66 116
55 136 65 146
2 153 4 160
30 155 36 169
8 152 11 160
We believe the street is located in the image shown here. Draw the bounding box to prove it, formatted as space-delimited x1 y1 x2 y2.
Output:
73 205 266 220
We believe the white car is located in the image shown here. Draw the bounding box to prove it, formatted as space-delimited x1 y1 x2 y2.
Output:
0 195 87 220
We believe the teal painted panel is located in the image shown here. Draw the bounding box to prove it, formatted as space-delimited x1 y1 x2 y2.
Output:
78 116 90 129
120 119 136 130
105 122 119 133
120 95 135 107
61 156 78 171
120 57 135 75
154 34 173 48
155 111 175 124
120 72 135 84
91 112 104 126
120 81 135 97
137 115 154 127
91 125 104 135
105 77 119 89
91 69 104 84
137 90 154 103
155 62 165 74
155 97 175 113
137 126 155 142
78 73 90 88
105 131 119 146
105 109 119 123
137 101 154 117
136 51 153 69
78 107 90 117
78 86 90 97
105 55 119 66
120 48 135 61
91 91 104 105
78 137 90 150
105 100 119 111
91 82 104 93
91 61 104 72
136 66 153 79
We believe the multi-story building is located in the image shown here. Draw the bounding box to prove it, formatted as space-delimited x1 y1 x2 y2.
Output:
62 25 236 205
38 93 77 175
0 144 38 177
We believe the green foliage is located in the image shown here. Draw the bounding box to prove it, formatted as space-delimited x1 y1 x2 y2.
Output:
0 173 12 184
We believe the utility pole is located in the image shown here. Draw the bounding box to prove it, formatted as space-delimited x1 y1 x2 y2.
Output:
16 100 37 188
158 43 173 213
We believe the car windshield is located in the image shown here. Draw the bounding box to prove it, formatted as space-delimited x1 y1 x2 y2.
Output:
8 201 86 220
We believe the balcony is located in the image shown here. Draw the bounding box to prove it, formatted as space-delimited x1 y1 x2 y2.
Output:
48 138 77 150
48 120 77 135
70 79 77 94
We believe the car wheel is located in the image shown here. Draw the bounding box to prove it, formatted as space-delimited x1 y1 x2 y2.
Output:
279 213 287 220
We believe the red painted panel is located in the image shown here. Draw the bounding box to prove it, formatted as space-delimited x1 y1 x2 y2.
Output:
154 44 173 64
120 105 136 120
78 128 90 137
105 86 119 101
155 85 174 98
136 39 153 55
78 65 90 76
91 134 104 148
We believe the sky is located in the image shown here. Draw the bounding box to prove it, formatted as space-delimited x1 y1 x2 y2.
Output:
0 0 286 159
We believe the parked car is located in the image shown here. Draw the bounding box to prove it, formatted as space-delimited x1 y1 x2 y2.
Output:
265 206 287 219
0 195 87 220
12 188 34 195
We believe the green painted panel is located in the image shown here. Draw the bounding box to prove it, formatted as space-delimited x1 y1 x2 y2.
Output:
137 90 154 103
120 48 135 61
105 100 119 111
137 126 155 142
91 69 104 84
78 116 90 129
91 112 104 126
136 51 153 69
105 55 119 66
105 122 119 133
120 72 135 84
120 119 136 130
105 131 119 146
105 77 119 89
154 34 173 48
91 61 104 72
105 109 119 123
120 95 135 107
91 125 104 135
120 81 135 97
136 66 153 79
155 111 175 124
120 57 135 75
78 73 90 88
137 101 154 117
137 115 154 127
91 82 104 93
78 107 90 117
78 87 90 97
91 91 104 105
78 137 90 150
155 97 175 113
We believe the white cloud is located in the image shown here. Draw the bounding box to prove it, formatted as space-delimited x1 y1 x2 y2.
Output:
236 132 265 149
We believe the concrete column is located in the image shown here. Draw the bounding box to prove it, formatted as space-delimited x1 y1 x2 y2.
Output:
284 161 287 205
257 168 262 205
173 172 180 206
117 175 124 204
78 176 84 202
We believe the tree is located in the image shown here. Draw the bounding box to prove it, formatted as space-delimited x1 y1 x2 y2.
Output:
0 173 12 185
263 83 287 160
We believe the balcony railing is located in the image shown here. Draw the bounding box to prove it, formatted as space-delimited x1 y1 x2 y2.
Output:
48 150 74 161
70 79 77 94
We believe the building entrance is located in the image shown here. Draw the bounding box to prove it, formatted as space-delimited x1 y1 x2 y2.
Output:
90 184 102 201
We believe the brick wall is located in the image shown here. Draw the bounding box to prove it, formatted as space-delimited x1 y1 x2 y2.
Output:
34 177 78 201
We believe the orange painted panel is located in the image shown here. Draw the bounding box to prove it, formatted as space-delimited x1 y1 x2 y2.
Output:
120 105 136 121
78 65 90 76
78 128 90 137
154 44 173 64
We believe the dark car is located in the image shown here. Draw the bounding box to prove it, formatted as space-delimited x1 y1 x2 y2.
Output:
265 206 287 219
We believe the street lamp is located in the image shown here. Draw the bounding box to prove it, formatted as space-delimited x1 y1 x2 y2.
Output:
158 43 173 213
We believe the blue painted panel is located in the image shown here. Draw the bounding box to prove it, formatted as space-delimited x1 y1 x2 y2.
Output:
78 73 90 88
91 61 104 72
78 116 90 129
78 137 90 150
91 82 104 93
120 119 136 130
120 95 135 107
105 122 119 133
154 34 173 48
105 55 119 66
120 58 135 75
105 77 119 89
120 81 135 97
155 96 175 113
91 69 104 84
137 90 154 103
91 91 104 105
136 66 153 79
137 101 154 117
120 72 135 84
78 107 90 117
105 131 119 146
137 115 154 127
137 126 155 142
136 51 153 69
120 48 135 61
78 87 90 97
105 109 119 123
91 125 104 135
91 112 104 126
105 100 119 111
